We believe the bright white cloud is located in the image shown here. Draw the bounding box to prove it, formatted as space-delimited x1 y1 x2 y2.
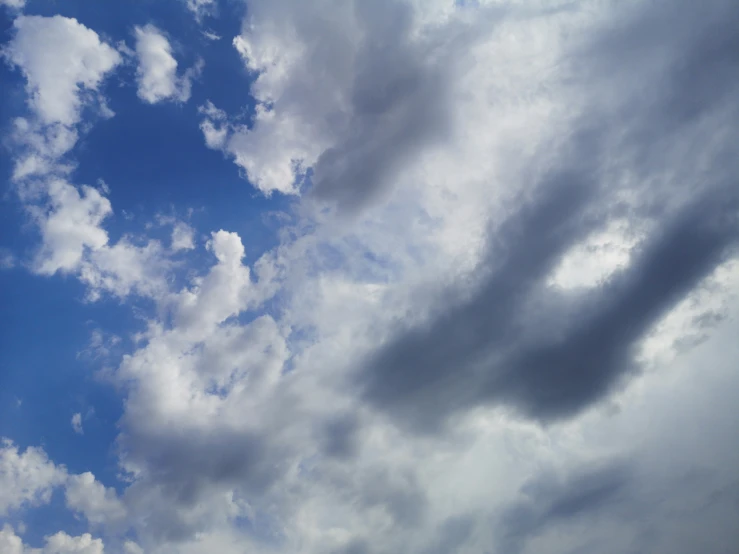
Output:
80 237 172 300
4 15 121 126
134 24 201 104
32 180 111 275
65 472 127 528
0 439 67 516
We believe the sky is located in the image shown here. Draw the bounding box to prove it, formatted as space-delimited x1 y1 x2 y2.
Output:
0 0 738 553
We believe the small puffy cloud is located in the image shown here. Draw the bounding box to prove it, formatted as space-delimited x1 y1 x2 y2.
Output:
65 472 127 527
32 180 111 276
171 221 195 251
80 237 172 300
40 532 105 554
172 230 257 335
3 15 121 126
198 101 229 150
134 24 201 104
71 413 83 435
0 439 67 516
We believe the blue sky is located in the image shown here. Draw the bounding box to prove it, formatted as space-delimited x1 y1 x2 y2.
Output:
1 0 738 553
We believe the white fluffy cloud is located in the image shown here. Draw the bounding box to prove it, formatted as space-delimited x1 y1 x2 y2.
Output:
65 473 127 528
0 440 67 516
4 15 121 126
3 15 120 184
32 180 111 275
134 25 201 104
2 527 106 554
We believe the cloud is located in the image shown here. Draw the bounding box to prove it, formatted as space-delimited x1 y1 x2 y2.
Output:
0 526 23 554
134 24 201 104
1 16 169 301
65 472 127 528
2 1 739 553
497 460 633 554
0 526 106 554
356 0 739 431
71 413 84 435
185 0 216 22
3 15 121 126
0 0 25 11
170 222 195 251
32 180 112 275
202 0 481 199
0 439 67 516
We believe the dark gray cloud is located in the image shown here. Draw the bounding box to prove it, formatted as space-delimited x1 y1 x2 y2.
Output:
356 0 739 430
308 1 518 212
309 0 453 211
119 426 288 542
421 514 476 554
319 412 362 459
358 466 428 527
484 191 739 421
497 460 633 554
358 161 605 429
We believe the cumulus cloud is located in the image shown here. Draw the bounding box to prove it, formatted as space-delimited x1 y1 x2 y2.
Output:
134 25 201 104
3 16 121 127
198 101 229 149
32 180 112 275
0 440 67 515
65 473 127 528
3 16 120 184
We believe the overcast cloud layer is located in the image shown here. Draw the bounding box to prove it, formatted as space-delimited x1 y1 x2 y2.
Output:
1 0 738 553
